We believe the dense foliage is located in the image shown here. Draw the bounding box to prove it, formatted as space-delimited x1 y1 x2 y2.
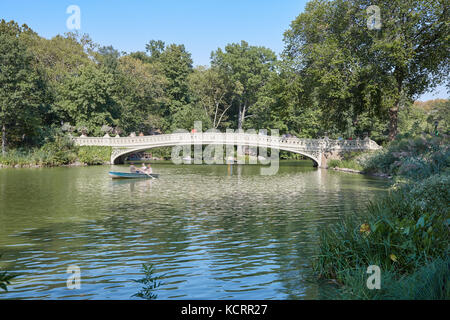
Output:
0 136 111 166
0 1 448 297
315 135 450 299
0 0 448 159
284 0 449 141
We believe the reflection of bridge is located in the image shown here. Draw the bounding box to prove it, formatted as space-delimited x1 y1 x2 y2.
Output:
73 132 381 167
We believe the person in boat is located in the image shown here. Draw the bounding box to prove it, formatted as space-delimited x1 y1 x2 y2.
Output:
146 164 152 174
138 163 147 174
130 163 137 173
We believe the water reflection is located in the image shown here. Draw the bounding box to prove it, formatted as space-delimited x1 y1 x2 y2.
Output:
0 162 389 299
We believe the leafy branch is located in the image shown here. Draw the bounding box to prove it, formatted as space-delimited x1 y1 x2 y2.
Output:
132 263 165 300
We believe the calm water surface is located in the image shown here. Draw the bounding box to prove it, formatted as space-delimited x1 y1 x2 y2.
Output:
0 161 389 299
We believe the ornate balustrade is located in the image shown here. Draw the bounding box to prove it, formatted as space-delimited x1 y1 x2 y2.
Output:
73 133 381 166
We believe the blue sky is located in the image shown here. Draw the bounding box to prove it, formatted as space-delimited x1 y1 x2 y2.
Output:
0 0 447 100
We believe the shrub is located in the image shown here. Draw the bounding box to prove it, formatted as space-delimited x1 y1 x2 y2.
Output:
77 146 111 165
0 149 32 166
0 136 112 167
315 173 449 280
40 135 78 166
328 159 364 171
361 134 449 179
328 159 341 168
323 257 450 300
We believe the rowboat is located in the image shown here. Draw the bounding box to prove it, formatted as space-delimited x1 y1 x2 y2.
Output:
108 171 160 179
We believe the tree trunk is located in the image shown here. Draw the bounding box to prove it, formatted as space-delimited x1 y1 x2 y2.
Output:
238 105 243 130
238 104 247 130
388 105 399 141
2 123 6 156
390 70 403 141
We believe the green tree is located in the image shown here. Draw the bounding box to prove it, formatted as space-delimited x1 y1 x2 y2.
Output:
284 0 449 140
145 40 165 62
248 60 322 136
54 64 119 136
171 103 212 131
96 45 121 72
188 66 241 129
0 20 47 154
25 31 97 131
159 43 193 115
211 41 277 129
401 99 450 136
27 32 95 85
127 51 152 64
115 55 167 134
136 41 194 130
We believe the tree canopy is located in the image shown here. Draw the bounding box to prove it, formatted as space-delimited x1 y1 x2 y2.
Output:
284 0 449 140
0 1 448 152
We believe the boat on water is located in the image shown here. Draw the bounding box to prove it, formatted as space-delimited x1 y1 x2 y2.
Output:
108 171 160 179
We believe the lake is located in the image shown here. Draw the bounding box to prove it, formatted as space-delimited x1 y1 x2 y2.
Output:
0 161 389 299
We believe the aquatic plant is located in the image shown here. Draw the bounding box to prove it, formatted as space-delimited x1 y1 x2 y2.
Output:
132 264 165 300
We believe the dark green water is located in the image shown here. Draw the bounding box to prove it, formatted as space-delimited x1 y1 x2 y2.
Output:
0 161 389 299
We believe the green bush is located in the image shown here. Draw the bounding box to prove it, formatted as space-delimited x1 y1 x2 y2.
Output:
328 159 364 171
361 134 449 179
315 173 449 281
77 146 111 165
40 135 78 166
0 136 112 167
323 257 450 300
0 149 34 166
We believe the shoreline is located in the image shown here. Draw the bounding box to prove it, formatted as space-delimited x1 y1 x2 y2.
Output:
1 162 392 179
331 166 392 179
0 161 109 169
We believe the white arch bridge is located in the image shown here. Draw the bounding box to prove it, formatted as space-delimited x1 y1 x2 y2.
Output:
73 132 381 167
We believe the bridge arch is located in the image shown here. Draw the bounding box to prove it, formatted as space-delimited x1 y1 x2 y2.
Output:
111 143 320 166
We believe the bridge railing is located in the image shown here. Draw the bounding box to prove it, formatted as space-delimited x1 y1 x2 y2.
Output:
73 133 381 150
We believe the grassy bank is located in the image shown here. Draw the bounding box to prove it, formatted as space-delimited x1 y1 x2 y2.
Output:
328 156 364 172
0 136 111 167
315 134 449 299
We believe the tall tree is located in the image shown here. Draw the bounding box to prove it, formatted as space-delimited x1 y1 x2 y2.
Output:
96 45 121 72
141 41 194 129
54 64 119 136
249 62 322 137
159 43 193 114
284 0 449 140
188 66 241 129
211 41 277 129
25 31 97 129
0 20 46 154
115 55 167 133
145 40 165 62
